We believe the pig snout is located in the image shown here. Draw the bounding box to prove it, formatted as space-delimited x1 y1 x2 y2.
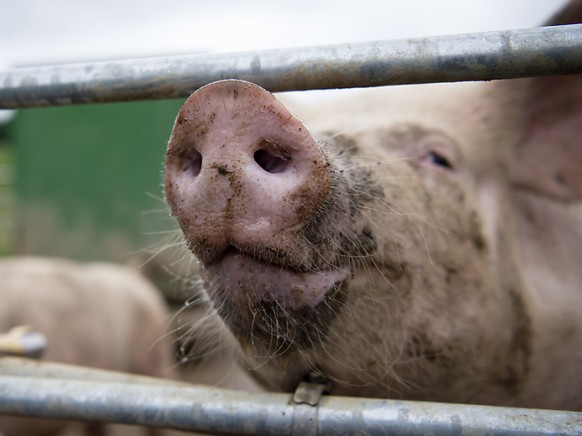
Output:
165 80 348 309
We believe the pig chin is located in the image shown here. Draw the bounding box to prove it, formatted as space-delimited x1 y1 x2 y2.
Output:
200 250 350 354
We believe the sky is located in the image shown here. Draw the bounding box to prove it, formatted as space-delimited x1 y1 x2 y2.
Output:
0 0 569 68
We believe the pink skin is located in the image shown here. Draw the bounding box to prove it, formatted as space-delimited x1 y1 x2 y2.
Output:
164 3 582 410
165 51 582 409
165 80 348 309
206 253 347 309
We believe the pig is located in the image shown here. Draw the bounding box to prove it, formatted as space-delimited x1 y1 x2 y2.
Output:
0 256 177 436
164 2 582 411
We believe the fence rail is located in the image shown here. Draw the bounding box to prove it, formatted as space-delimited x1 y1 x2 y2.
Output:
0 358 580 435
2 23 582 435
0 24 581 108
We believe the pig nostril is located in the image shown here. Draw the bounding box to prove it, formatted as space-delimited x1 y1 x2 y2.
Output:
180 150 202 177
254 149 291 174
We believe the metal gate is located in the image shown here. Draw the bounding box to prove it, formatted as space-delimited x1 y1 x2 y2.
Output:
1 23 582 435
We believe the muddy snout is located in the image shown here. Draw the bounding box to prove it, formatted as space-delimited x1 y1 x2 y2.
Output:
164 80 342 307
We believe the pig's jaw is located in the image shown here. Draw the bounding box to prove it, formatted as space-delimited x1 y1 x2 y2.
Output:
198 248 351 359
204 250 349 310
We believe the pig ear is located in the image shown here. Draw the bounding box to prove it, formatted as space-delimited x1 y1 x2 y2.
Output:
542 0 582 26
509 1 582 201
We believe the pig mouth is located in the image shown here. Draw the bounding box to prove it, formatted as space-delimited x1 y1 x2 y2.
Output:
203 248 349 310
200 248 351 353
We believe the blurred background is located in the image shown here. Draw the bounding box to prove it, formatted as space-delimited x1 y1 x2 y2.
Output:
0 0 569 275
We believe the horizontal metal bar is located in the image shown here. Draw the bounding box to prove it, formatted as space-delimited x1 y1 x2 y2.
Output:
0 359 581 435
0 356 187 386
1 24 581 109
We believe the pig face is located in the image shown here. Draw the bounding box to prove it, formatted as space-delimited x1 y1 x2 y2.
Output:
165 81 517 402
165 5 582 410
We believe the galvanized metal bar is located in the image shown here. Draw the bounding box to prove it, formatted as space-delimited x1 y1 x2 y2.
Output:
0 356 186 386
1 371 581 434
1 24 581 109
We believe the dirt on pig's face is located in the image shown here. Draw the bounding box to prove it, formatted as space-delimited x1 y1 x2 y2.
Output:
240 91 514 400
165 80 533 404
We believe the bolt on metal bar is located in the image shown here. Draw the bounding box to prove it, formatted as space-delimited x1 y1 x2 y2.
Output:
0 24 581 109
0 359 581 435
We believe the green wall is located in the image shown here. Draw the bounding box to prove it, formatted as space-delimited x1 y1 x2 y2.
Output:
10 99 184 263
0 137 14 256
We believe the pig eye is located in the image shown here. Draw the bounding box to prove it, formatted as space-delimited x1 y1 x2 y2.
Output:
423 150 454 171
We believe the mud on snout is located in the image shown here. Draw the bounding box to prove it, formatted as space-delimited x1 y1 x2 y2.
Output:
164 80 382 358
